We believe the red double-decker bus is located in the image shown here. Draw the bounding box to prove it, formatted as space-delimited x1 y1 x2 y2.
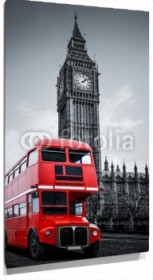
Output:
5 139 101 260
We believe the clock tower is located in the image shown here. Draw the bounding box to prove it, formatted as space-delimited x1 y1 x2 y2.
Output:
57 14 102 184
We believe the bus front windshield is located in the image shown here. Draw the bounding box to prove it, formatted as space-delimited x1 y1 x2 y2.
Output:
42 191 85 216
42 191 67 214
69 201 83 216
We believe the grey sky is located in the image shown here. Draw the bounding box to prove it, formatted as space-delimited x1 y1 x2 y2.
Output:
5 0 149 172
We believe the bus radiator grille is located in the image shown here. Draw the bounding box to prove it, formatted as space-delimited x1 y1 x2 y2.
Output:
59 227 88 248
75 227 87 246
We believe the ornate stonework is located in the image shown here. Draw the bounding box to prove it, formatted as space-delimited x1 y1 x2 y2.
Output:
87 158 149 233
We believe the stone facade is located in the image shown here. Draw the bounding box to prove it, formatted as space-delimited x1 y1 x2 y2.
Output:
87 157 149 233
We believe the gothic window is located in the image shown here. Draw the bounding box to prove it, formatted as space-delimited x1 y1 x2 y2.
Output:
105 184 110 193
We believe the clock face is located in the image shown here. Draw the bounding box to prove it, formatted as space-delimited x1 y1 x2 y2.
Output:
74 73 92 91
59 79 64 96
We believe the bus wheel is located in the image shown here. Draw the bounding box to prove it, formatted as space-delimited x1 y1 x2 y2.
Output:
29 232 44 260
83 241 100 258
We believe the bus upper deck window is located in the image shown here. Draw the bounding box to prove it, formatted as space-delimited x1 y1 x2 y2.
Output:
69 150 91 164
5 175 8 185
28 149 38 167
20 157 27 173
42 147 66 162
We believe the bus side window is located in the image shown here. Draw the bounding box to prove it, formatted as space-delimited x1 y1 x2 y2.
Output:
28 149 38 167
5 208 7 218
19 202 26 216
14 165 19 179
5 175 8 185
32 192 39 213
13 204 19 217
8 207 13 218
20 158 27 173
8 172 14 183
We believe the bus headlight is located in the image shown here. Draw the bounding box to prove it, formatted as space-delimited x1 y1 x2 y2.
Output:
45 230 51 237
93 230 98 237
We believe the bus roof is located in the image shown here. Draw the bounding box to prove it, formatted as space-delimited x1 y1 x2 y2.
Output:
5 139 92 176
35 138 91 150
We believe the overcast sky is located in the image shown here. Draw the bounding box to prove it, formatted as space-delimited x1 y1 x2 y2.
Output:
5 0 149 172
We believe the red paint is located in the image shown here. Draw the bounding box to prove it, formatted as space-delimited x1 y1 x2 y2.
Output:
5 139 101 257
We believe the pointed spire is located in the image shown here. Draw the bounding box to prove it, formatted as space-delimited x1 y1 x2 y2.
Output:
123 161 126 174
133 162 138 182
111 161 114 173
72 13 85 42
145 164 148 176
116 165 120 173
145 164 149 182
74 11 78 23
134 162 138 174
67 14 95 65
110 161 115 181
122 161 127 182
104 156 109 171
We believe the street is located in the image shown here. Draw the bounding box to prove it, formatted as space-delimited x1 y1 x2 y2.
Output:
5 233 149 274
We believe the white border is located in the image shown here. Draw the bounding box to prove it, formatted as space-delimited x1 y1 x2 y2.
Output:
1 0 153 279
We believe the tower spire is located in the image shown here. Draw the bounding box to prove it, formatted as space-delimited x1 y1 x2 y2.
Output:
74 11 78 23
145 163 149 182
123 161 127 182
111 161 114 173
134 162 138 174
123 161 126 174
104 156 109 171
116 164 120 173
71 13 85 42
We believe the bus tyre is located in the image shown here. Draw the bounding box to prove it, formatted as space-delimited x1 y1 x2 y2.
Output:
83 241 100 258
29 232 44 260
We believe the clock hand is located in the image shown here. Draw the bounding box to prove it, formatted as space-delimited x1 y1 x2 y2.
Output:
81 78 88 83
